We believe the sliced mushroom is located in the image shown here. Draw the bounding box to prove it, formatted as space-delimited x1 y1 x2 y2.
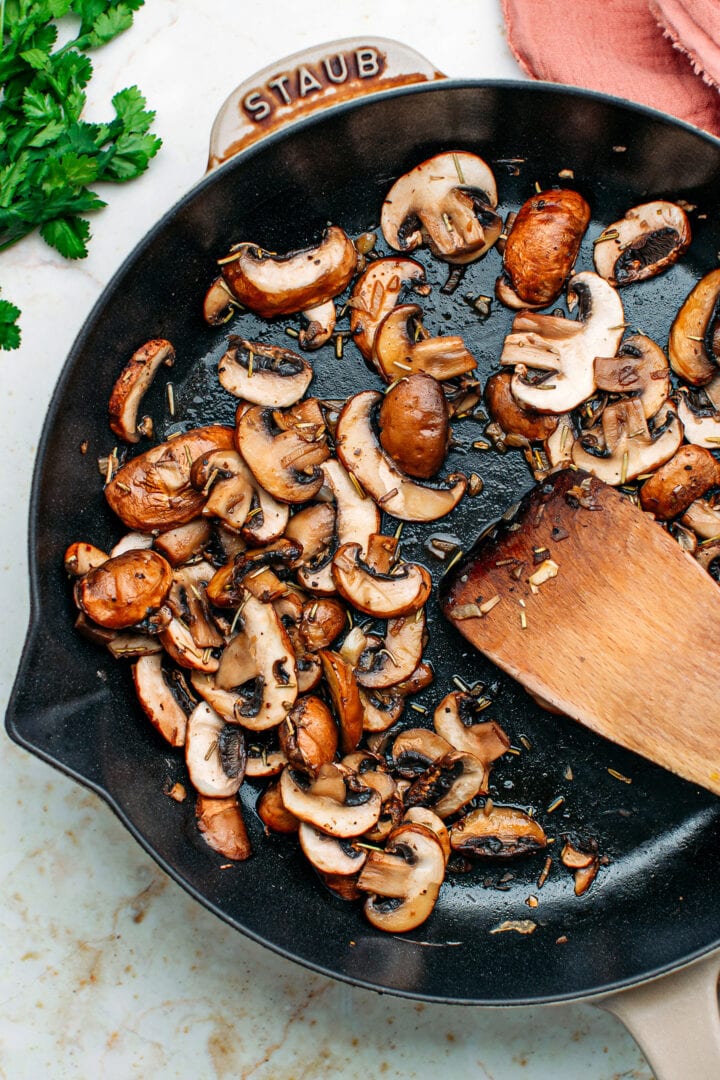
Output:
359 688 405 733
203 276 241 326
571 398 682 484
355 610 426 690
279 766 382 838
285 503 335 568
235 405 329 504
372 304 477 383
190 670 246 724
245 746 287 779
357 822 446 932
405 750 487 819
132 653 188 747
215 594 298 730
319 649 363 752
433 691 510 766
449 806 548 858
381 152 501 265
350 256 428 362
109 531 154 557
105 425 235 531
242 482 290 546
196 795 251 860
154 519 212 566
218 338 313 406
594 201 691 287
484 372 558 442
639 444 720 519
402 808 451 864
500 272 624 414
335 391 466 522
389 727 453 777
497 189 590 309
278 695 338 774
167 561 224 649
682 497 720 540
219 226 357 320
185 701 246 798
695 538 720 574
298 823 367 876
109 339 175 443
159 616 220 673
545 414 576 467
75 548 173 630
560 838 600 896
257 781 299 834
332 542 431 617
593 334 670 420
677 374 720 447
377 373 450 480
297 458 381 594
64 542 109 577
669 269 720 385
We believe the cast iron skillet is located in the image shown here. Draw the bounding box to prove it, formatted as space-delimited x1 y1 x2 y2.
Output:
6 58 720 1018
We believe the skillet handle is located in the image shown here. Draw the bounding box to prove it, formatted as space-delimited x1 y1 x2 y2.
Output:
594 951 720 1080
207 37 445 170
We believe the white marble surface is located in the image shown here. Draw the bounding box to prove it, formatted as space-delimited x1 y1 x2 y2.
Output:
0 2 655 1076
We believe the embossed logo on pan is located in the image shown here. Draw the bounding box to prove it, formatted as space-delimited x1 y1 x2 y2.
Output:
242 48 386 122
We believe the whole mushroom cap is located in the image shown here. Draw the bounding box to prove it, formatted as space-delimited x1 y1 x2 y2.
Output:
76 548 173 629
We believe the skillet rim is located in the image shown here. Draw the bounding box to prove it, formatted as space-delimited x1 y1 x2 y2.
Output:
6 76 720 1006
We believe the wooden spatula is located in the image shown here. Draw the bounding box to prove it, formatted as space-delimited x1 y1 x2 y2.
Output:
440 468 720 796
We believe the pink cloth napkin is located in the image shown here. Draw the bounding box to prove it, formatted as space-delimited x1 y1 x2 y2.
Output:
502 0 720 137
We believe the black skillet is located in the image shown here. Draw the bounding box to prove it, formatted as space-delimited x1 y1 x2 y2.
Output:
6 37 720 1078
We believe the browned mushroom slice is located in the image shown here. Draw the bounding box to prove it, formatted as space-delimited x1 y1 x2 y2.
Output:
485 372 558 442
669 269 720 385
496 189 591 309
132 653 188 747
219 226 357 319
392 661 435 696
190 449 256 532
299 298 336 350
160 617 220 673
109 339 175 443
215 594 297 729
279 765 382 838
594 334 670 420
285 503 336 586
389 727 454 777
500 273 625 415
196 794 252 860
105 425 235 531
190 670 245 724
185 702 246 798
109 531 154 558
594 201 691 287
405 750 487 819
357 822 446 932
245 744 287 779
154 519 212 566
359 688 405 733
278 695 338 774
203 276 240 326
64 541 109 576
218 338 313 407
372 304 477 384
299 597 346 653
355 611 426 690
433 691 510 766
571 398 682 485
639 445 720 520
335 391 466 522
560 838 600 896
75 548 173 630
402 808 451 864
319 649 363 753
377 373 450 480
332 542 431 618
350 256 428 362
682 497 720 540
257 782 299 834
298 459 381 594
167 561 224 649
545 414 576 467
235 405 329 504
677 374 720 447
381 152 501 264
242 482 290 546
449 806 548 858
298 823 367 876
696 538 720 574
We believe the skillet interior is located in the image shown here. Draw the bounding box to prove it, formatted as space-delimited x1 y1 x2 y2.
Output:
6 81 720 1005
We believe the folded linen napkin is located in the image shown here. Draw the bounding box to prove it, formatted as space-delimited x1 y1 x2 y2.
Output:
501 0 720 137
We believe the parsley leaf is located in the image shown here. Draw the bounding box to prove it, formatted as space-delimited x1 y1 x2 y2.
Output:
0 295 21 350
0 0 161 348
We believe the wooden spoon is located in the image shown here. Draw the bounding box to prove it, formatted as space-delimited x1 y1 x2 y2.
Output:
440 468 720 796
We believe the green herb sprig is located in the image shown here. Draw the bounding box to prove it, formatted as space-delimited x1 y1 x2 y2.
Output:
0 0 162 349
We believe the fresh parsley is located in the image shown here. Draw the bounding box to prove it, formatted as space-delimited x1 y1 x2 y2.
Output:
0 0 162 347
